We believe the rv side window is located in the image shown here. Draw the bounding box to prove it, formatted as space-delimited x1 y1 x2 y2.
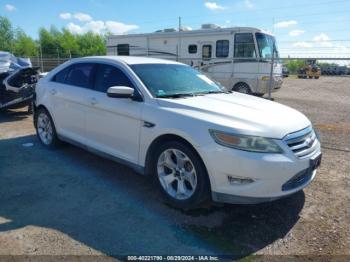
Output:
234 33 256 58
216 40 229 58
202 45 212 59
188 45 197 54
117 44 130 56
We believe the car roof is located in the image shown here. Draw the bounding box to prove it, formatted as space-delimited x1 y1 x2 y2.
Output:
74 56 184 65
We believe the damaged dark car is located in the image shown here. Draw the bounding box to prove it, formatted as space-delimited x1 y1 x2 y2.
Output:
0 51 40 113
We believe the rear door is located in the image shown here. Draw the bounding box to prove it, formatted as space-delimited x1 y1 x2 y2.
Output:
49 63 95 144
84 63 143 164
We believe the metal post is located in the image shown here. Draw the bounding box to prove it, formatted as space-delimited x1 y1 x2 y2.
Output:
178 17 182 62
268 44 275 100
57 47 60 66
39 44 44 72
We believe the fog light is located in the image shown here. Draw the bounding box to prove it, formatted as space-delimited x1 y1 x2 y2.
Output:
228 176 255 185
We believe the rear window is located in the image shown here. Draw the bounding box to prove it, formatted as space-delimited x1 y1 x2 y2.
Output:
117 44 130 56
65 63 94 88
52 67 70 84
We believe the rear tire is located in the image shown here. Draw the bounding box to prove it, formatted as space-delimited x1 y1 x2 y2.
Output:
232 82 251 94
35 107 60 149
152 141 211 210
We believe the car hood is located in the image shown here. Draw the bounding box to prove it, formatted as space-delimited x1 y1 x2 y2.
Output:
157 92 311 139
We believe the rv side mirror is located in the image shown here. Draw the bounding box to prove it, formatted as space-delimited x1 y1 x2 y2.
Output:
107 86 134 98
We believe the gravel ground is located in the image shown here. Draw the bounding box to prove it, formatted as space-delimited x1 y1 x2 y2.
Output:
0 76 349 261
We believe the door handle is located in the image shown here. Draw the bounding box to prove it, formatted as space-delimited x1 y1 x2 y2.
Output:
50 89 57 95
90 97 98 105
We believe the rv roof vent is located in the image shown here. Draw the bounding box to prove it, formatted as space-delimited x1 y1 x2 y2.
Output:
155 30 163 33
164 28 177 32
201 24 221 29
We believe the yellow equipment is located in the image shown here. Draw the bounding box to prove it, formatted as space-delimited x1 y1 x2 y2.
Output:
298 59 321 79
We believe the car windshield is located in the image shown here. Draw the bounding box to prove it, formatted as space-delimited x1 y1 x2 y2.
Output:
130 64 225 98
256 33 279 59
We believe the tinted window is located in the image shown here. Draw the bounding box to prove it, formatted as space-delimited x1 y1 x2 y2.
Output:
65 63 94 88
216 40 229 58
117 44 130 56
188 45 197 54
94 64 133 93
52 67 70 84
234 33 256 58
202 45 212 59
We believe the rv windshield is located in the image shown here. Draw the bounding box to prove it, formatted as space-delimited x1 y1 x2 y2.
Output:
256 33 279 60
131 64 225 98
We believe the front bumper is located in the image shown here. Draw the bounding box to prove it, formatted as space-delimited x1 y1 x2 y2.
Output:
199 139 321 204
258 76 283 94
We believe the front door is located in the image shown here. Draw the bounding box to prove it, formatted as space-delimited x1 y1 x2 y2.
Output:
85 63 143 164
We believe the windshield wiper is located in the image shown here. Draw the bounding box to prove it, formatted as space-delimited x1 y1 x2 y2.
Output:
157 93 196 99
197 90 230 95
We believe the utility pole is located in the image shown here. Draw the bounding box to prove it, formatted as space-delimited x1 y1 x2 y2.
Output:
178 16 182 62
178 16 182 32
268 44 275 100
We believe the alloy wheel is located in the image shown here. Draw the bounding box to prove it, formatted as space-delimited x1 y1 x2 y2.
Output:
157 148 198 200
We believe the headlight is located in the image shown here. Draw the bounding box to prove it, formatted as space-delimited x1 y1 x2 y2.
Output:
209 130 283 153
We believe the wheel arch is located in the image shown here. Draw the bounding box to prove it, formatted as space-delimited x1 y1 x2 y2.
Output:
144 134 210 184
232 81 251 92
34 104 56 129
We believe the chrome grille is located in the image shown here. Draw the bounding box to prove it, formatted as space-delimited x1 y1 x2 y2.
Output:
284 127 319 158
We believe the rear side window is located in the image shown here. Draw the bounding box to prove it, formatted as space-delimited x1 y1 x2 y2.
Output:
188 45 197 54
94 64 133 93
216 40 229 58
234 33 256 58
52 67 70 84
65 63 94 88
202 45 212 59
117 44 130 56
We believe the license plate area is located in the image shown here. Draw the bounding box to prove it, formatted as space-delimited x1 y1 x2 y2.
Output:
310 153 322 171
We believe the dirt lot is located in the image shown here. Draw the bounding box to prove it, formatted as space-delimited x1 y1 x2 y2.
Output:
0 77 349 260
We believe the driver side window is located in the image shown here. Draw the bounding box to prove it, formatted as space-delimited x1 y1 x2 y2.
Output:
94 64 133 93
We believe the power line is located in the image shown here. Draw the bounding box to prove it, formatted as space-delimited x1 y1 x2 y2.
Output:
112 0 350 27
279 39 350 43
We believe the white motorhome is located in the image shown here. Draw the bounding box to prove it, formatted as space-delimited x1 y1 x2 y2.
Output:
106 24 283 95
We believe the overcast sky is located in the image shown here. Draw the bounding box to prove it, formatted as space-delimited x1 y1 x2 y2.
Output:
1 0 350 58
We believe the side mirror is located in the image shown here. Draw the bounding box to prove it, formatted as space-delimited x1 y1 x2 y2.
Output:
107 86 134 98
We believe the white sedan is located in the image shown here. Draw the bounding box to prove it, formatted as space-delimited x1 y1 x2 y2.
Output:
34 56 322 209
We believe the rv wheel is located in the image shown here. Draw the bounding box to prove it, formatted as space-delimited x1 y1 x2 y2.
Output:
233 83 251 94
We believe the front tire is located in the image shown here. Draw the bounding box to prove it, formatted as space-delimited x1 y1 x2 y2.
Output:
35 108 60 149
152 141 211 210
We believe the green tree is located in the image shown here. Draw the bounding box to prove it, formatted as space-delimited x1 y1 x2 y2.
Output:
0 16 15 52
285 60 306 74
13 29 37 57
38 27 59 57
76 32 106 56
58 29 79 57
